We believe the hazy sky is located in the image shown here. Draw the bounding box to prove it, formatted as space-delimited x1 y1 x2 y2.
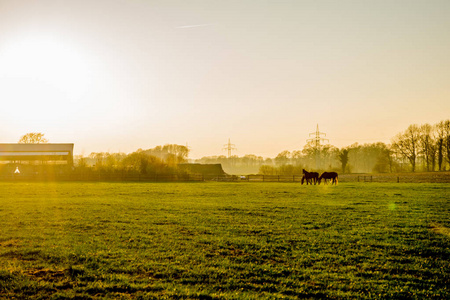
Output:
1 0 449 158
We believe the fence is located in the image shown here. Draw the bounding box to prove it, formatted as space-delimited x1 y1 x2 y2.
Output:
340 172 450 183
1 172 449 183
239 175 303 182
218 173 450 183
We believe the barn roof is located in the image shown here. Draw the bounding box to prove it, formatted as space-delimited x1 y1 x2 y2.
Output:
179 163 226 176
0 143 74 161
0 143 73 152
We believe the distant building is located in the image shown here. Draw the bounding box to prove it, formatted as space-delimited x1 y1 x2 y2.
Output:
0 143 74 175
179 163 226 180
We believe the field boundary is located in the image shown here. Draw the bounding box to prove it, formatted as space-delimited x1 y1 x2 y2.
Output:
340 172 450 183
227 172 450 183
1 172 449 183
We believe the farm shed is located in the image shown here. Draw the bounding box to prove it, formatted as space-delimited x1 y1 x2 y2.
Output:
0 143 74 175
179 163 227 180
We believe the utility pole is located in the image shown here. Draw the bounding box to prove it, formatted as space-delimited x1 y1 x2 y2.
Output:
307 124 328 170
223 138 237 158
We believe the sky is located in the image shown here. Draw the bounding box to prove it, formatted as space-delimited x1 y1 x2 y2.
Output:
0 0 449 158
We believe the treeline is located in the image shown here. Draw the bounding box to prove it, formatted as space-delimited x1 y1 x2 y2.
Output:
73 120 450 175
195 119 450 174
75 144 189 175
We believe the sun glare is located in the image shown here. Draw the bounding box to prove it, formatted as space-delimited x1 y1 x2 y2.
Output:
0 35 91 120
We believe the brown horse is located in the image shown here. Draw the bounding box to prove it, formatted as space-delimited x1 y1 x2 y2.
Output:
318 172 338 185
302 169 319 185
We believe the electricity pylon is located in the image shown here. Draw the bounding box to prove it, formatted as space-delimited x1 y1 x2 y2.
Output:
223 138 237 158
307 124 328 170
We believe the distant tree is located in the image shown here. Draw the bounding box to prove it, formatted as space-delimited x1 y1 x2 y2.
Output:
75 155 88 169
372 145 394 173
19 132 48 144
122 150 169 174
278 164 297 175
435 121 447 171
264 158 274 165
419 124 436 171
89 152 106 171
162 144 189 163
444 120 450 168
275 150 291 166
291 150 303 166
321 144 339 171
122 150 150 174
103 152 126 171
391 124 421 172
144 144 189 165
259 165 276 175
338 148 349 173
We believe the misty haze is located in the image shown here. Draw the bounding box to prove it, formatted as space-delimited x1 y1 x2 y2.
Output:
0 1 449 299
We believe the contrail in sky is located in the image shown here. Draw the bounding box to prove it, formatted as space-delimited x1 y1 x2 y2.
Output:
176 23 214 29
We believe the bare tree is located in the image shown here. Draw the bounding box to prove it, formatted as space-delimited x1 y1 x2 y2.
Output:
444 120 450 168
89 152 107 171
419 124 436 171
275 150 291 166
436 121 446 171
391 124 421 172
338 148 349 174
18 132 48 144
144 144 189 164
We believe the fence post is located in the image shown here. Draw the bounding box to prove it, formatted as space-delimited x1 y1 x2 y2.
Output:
397 176 399 183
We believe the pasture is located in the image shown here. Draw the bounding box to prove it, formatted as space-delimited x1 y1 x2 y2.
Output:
0 182 449 299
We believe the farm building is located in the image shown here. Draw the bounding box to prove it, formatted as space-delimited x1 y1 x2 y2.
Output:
0 143 74 176
179 163 227 180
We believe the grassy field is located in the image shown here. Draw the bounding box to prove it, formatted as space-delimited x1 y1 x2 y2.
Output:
0 182 449 299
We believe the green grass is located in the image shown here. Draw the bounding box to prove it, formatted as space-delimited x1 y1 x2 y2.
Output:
0 182 449 299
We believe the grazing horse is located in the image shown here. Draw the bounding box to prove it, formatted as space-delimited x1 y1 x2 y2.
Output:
302 169 319 185
318 172 338 185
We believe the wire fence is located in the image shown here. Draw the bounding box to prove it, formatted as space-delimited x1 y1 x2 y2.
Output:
339 173 450 183
1 172 449 183
220 173 450 183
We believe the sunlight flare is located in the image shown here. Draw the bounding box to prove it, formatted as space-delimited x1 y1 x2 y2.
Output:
0 35 91 118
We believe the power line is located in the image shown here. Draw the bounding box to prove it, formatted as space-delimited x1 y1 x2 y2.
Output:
307 124 328 170
307 124 329 148
223 138 237 158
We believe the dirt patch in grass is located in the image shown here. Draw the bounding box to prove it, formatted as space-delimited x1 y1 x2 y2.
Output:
0 239 21 248
26 268 66 282
430 222 450 238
